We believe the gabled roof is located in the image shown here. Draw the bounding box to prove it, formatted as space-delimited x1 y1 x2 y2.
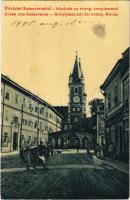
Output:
100 47 129 91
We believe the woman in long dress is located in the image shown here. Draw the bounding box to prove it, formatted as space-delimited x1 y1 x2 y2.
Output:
23 146 32 170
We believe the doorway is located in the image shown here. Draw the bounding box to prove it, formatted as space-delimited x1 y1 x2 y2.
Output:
13 132 18 150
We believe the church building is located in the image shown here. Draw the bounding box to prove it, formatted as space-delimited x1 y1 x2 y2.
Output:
49 53 92 149
68 53 87 130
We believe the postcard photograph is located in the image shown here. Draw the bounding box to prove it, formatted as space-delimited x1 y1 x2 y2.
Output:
1 0 129 199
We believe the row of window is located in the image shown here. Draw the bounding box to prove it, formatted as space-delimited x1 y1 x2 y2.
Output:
4 113 57 132
72 107 81 112
107 85 119 110
72 107 86 112
2 128 53 146
4 110 61 126
3 88 82 100
4 112 61 130
2 133 38 146
22 118 55 131
21 135 37 146
107 83 129 110
28 104 45 115
3 91 59 122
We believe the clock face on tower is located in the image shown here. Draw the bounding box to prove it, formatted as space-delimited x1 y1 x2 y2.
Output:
73 96 80 103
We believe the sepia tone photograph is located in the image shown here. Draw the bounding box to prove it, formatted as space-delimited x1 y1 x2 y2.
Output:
1 0 129 199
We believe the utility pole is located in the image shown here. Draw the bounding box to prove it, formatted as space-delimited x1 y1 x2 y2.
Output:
19 103 24 149
36 90 40 146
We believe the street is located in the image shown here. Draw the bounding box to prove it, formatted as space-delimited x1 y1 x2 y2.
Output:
1 150 129 199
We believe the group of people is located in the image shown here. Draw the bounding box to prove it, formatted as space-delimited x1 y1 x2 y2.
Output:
20 141 53 170
94 141 116 160
20 140 116 170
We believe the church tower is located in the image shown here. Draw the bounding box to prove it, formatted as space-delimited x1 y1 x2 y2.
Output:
68 53 87 130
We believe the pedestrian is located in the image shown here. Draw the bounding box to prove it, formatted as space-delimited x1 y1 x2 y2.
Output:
86 145 92 159
100 145 105 160
46 143 50 158
108 142 114 159
95 144 101 158
113 144 116 159
49 142 54 156
20 145 25 162
38 141 48 170
31 146 39 169
23 145 32 170
76 140 80 153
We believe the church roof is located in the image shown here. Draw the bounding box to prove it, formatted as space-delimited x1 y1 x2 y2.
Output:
71 54 84 82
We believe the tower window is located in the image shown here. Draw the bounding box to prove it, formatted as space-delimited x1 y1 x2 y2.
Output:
74 87 78 94
74 117 78 122
79 87 82 95
69 125 72 129
73 108 76 111
77 108 80 111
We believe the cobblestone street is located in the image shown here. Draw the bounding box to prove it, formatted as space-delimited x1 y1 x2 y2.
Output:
1 150 129 199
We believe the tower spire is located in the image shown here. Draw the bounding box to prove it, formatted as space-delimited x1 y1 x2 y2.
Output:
71 52 83 82
79 57 84 78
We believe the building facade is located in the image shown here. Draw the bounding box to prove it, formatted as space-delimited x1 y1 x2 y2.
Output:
1 75 62 152
68 54 87 130
96 110 105 146
100 47 129 161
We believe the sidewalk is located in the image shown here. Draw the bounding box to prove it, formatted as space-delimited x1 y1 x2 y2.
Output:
1 151 19 156
1 164 104 173
0 151 19 161
0 149 87 157
1 150 129 174
94 156 129 174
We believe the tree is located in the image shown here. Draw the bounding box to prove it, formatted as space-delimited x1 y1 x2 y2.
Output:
89 98 104 134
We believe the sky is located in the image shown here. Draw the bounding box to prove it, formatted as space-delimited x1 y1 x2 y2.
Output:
2 0 129 115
